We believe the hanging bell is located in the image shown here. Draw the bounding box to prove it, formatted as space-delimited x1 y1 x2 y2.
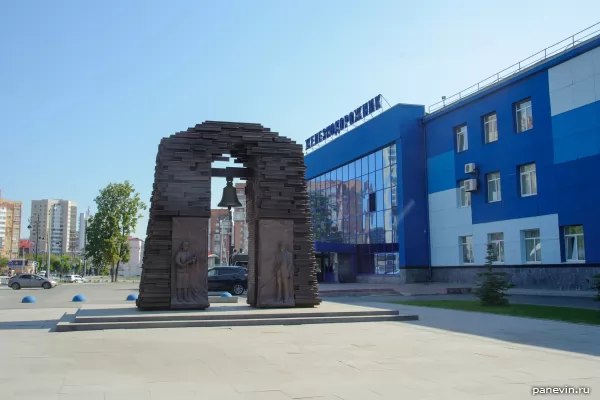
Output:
218 178 242 209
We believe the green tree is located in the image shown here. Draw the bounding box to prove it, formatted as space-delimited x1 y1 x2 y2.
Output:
474 243 515 306
85 181 146 282
0 256 8 268
309 190 342 242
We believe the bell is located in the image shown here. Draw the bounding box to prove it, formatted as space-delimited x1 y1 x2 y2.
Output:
218 178 242 209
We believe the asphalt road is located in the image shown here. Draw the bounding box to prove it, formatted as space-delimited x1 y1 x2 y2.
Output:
0 282 249 310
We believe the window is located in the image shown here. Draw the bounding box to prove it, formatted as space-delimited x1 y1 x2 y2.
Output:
455 125 468 152
484 113 498 143
207 269 217 277
368 192 376 212
564 225 585 262
460 236 474 264
459 180 471 207
488 233 504 263
523 229 541 262
486 172 501 202
520 163 537 196
516 99 533 132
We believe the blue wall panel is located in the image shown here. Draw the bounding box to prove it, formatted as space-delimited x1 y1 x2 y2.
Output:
552 100 600 164
424 69 559 224
427 151 455 194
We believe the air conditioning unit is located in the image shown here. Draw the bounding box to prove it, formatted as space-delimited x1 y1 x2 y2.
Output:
464 163 476 174
464 179 478 192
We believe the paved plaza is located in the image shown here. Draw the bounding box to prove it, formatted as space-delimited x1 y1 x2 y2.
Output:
0 284 598 399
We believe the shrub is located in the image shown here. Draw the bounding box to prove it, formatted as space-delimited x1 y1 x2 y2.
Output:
473 243 515 306
593 274 600 301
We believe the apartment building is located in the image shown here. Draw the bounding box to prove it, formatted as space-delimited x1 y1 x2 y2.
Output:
232 182 248 254
29 199 78 255
0 195 22 258
119 236 144 277
210 208 231 262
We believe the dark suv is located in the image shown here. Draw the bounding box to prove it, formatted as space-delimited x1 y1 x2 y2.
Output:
207 266 248 295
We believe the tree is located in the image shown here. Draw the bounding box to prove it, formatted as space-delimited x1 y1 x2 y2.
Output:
309 190 342 242
474 243 515 306
85 181 146 282
0 256 8 268
593 274 600 301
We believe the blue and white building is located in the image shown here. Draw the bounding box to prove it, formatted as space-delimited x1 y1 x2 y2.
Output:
305 24 600 290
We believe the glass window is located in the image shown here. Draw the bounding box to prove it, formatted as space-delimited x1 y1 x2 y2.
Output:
376 211 384 230
368 193 376 212
348 161 356 180
383 166 391 188
520 163 537 197
390 164 397 185
208 269 217 277
564 225 585 262
375 149 383 170
384 209 393 231
384 187 392 210
460 236 474 264
487 232 504 263
368 152 376 173
484 113 498 143
375 169 383 191
385 230 393 244
368 171 376 193
523 229 541 262
383 146 392 168
361 156 369 175
456 125 468 153
336 167 343 184
459 180 471 207
376 189 384 211
516 99 533 132
355 159 362 177
342 165 348 182
487 172 501 202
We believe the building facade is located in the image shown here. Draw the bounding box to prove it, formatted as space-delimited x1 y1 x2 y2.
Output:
209 208 232 263
232 182 248 254
29 199 78 256
119 237 144 277
305 28 600 290
0 196 22 258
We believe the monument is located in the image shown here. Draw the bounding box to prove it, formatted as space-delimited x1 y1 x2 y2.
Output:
137 121 321 310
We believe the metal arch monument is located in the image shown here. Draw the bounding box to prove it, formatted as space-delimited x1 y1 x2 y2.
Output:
137 121 321 310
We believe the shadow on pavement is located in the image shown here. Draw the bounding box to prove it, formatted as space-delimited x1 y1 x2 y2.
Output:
0 320 58 331
328 296 600 358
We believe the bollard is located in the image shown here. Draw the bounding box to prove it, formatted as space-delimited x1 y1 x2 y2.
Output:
126 293 138 301
220 292 233 298
72 294 86 302
22 296 37 303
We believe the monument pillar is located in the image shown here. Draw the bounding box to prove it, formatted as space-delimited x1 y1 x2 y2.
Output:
170 217 209 309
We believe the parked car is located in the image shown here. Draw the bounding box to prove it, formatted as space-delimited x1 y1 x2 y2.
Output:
8 274 57 290
207 266 248 295
62 275 86 283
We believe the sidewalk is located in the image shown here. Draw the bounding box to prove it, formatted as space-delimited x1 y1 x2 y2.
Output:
318 282 598 298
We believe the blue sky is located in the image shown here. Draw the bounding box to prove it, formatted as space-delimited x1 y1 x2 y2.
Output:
1 0 599 240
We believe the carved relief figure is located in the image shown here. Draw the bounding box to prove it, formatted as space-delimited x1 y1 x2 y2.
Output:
274 241 294 304
174 241 196 302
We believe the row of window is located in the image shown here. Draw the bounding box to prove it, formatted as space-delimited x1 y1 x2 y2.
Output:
459 163 537 207
456 99 533 152
459 225 585 265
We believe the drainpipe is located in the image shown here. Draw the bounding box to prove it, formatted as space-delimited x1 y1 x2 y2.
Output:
422 117 433 282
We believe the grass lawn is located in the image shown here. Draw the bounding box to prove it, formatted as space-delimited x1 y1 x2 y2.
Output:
393 300 600 326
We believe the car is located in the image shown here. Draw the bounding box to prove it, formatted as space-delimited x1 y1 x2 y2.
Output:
62 275 86 283
207 266 248 295
8 274 57 290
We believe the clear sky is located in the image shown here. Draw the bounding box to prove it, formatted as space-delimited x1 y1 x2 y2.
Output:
1 0 599 241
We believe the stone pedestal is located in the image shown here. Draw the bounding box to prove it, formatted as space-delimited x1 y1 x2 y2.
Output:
170 217 210 310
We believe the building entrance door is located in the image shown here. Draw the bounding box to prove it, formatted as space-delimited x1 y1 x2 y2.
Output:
315 253 332 283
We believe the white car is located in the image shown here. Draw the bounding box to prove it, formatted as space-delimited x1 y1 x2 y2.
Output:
62 275 86 283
